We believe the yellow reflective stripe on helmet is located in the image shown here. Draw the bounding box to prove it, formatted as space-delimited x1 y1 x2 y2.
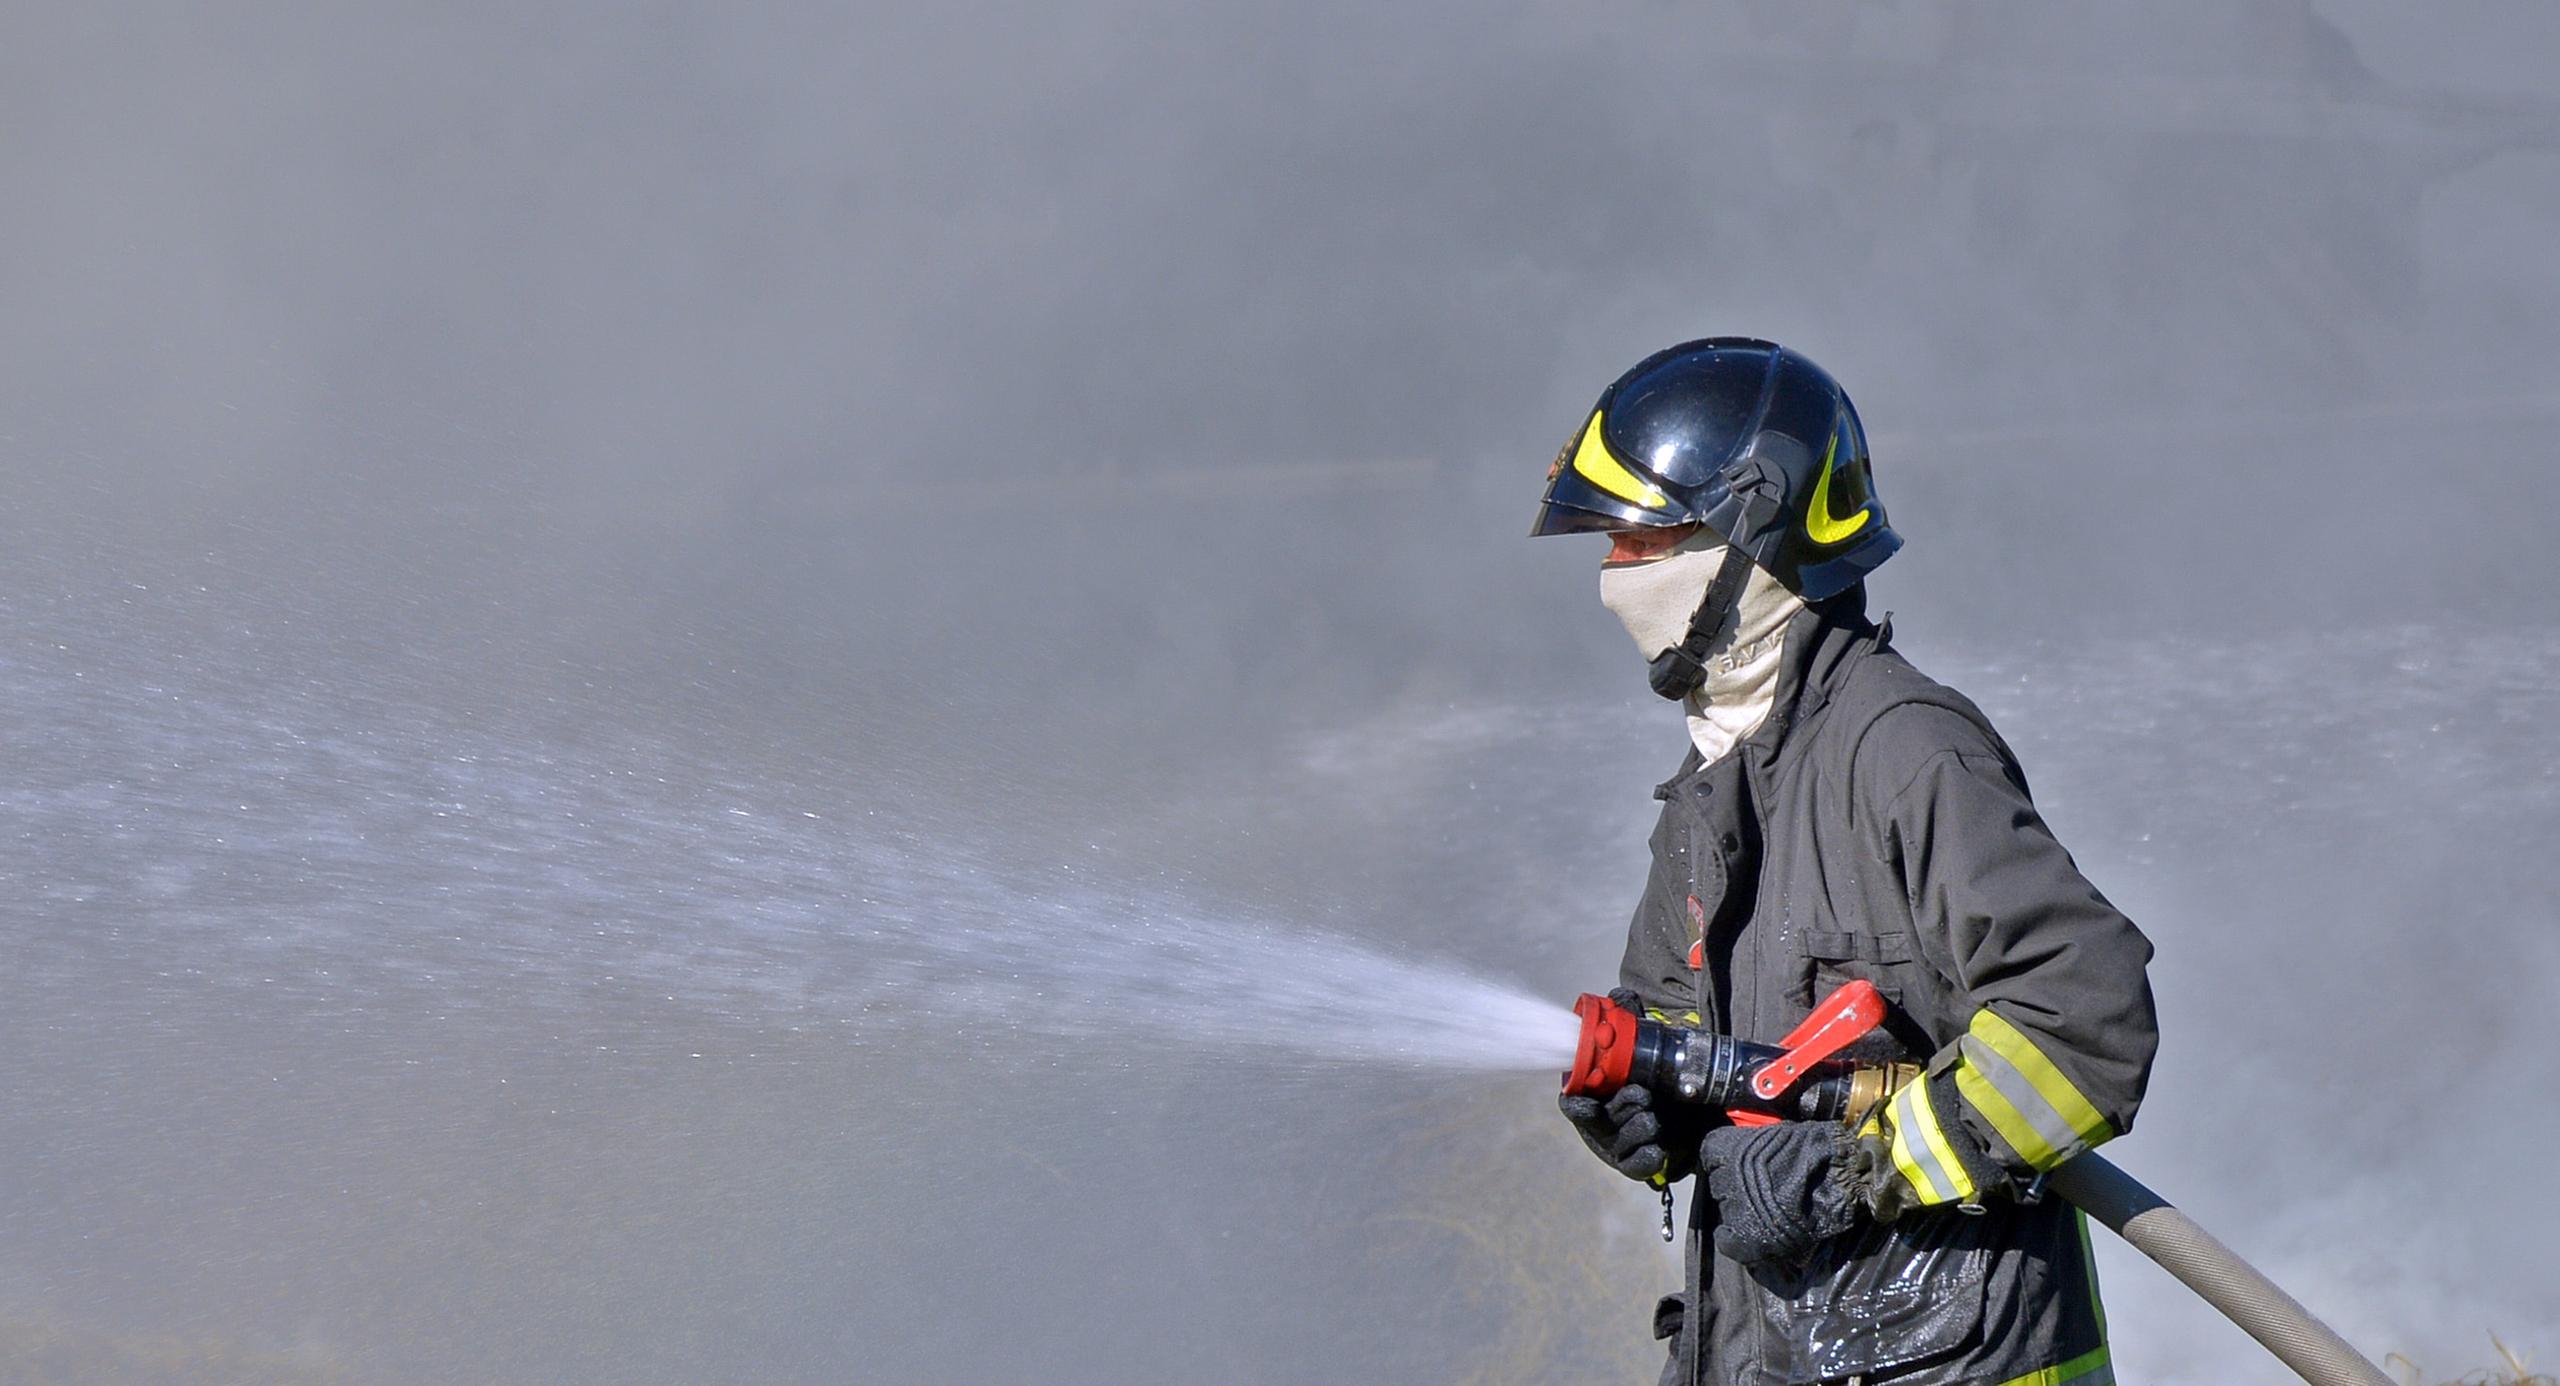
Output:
1995 1345 2113 1386
1802 427 1871 545
1962 1008 2115 1169
1885 1077 1974 1205
1569 410 1672 511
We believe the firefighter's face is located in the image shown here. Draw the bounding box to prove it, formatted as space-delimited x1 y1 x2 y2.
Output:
1603 524 1701 567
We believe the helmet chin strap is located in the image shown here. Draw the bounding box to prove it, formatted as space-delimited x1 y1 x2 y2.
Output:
1645 543 1759 702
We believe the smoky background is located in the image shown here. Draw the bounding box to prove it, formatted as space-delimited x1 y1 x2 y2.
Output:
4 2 2557 1382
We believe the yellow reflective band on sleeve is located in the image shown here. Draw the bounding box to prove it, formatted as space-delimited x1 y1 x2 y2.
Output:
1569 410 1673 511
1961 1008 2115 1170
1995 1344 2113 1386
1956 1059 2060 1170
1885 1078 1974 1206
1884 1100 1936 1200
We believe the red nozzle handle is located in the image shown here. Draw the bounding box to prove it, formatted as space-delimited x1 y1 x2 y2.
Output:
1747 979 1887 1102
1563 992 1640 1097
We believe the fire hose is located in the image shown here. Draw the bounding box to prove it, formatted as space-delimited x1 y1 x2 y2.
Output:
1563 986 2394 1386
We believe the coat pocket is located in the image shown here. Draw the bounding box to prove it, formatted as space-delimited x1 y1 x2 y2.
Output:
1757 1210 1990 1384
1794 929 1913 1006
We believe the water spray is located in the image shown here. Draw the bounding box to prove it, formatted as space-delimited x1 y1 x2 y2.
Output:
1560 986 2395 1386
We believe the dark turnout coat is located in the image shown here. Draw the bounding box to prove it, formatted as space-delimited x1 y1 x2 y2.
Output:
1621 603 2157 1386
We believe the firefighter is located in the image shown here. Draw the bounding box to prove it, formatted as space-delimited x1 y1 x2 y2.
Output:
1542 340 2159 1386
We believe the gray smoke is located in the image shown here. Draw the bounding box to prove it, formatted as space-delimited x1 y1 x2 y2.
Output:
6 1 2558 1382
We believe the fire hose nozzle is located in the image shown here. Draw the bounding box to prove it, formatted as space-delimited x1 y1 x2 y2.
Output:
1561 982 1908 1126
1565 992 1641 1097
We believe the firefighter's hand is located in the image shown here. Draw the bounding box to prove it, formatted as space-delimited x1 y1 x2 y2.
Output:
1558 1082 1686 1183
1697 1122 1863 1268
1557 992 1696 1183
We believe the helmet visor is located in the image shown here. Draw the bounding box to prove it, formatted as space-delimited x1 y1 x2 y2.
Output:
1531 499 1652 537
1529 409 1692 536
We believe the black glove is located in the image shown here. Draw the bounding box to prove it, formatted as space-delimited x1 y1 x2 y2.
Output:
1696 1122 1865 1269
1559 1083 1684 1183
1557 990 1698 1184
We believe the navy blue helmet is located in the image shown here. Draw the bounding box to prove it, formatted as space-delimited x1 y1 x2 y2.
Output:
1532 338 1900 600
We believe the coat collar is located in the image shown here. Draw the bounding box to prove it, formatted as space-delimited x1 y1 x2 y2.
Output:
1655 592 1883 793
1745 595 1883 761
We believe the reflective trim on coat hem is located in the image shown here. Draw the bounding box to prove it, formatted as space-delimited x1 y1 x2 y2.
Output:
1995 1344 2113 1386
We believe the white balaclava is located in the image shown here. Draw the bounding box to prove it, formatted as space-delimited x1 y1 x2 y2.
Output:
1599 531 1806 762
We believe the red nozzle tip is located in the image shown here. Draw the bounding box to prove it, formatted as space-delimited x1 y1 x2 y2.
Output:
1563 992 1639 1097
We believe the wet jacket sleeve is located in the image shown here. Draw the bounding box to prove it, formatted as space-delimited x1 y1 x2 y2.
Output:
1854 705 2159 1200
